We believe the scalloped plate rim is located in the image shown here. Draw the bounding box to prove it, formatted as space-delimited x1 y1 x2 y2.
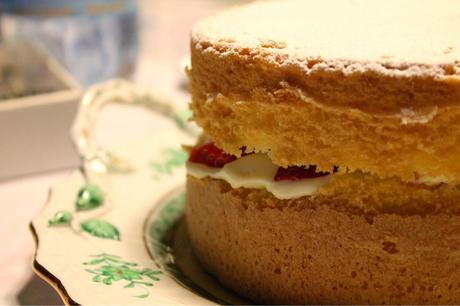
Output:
29 79 213 305
30 184 79 306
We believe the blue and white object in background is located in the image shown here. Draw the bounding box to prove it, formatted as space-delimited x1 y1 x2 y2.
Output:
0 0 138 87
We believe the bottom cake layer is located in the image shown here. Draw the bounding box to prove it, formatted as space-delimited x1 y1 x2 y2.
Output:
186 175 460 304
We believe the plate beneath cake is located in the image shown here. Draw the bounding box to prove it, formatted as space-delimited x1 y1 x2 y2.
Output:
31 80 249 305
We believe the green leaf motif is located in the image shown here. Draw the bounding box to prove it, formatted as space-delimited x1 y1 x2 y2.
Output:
83 253 162 299
149 193 185 241
93 275 101 282
48 210 73 226
150 148 188 179
103 278 113 285
134 293 149 299
124 282 135 288
76 184 104 211
80 219 120 241
174 108 193 129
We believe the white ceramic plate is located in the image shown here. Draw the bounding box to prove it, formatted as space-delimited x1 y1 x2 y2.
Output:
31 80 249 305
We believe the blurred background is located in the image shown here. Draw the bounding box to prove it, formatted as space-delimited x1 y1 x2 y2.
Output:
0 0 247 304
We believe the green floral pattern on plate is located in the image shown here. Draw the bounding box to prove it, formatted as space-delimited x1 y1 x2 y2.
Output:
48 210 73 226
150 148 188 179
76 184 105 211
81 219 120 241
174 108 193 130
84 253 162 298
48 183 121 240
149 192 185 242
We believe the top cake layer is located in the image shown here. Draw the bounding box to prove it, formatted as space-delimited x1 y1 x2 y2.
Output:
193 0 460 75
189 0 460 183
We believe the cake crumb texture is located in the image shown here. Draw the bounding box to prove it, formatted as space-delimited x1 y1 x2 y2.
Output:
190 0 460 182
190 86 460 182
186 176 460 304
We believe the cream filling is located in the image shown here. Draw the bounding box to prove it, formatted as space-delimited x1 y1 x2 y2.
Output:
186 153 332 200
416 175 451 185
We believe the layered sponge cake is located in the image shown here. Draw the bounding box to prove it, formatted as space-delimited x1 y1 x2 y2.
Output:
185 0 460 304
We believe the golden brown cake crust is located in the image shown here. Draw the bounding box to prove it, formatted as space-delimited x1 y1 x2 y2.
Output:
189 42 460 183
186 176 460 304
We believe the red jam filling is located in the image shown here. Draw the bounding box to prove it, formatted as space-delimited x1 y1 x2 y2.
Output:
188 143 237 168
189 142 338 181
275 165 337 181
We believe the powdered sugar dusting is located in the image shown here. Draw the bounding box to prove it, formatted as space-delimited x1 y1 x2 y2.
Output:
192 0 460 78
